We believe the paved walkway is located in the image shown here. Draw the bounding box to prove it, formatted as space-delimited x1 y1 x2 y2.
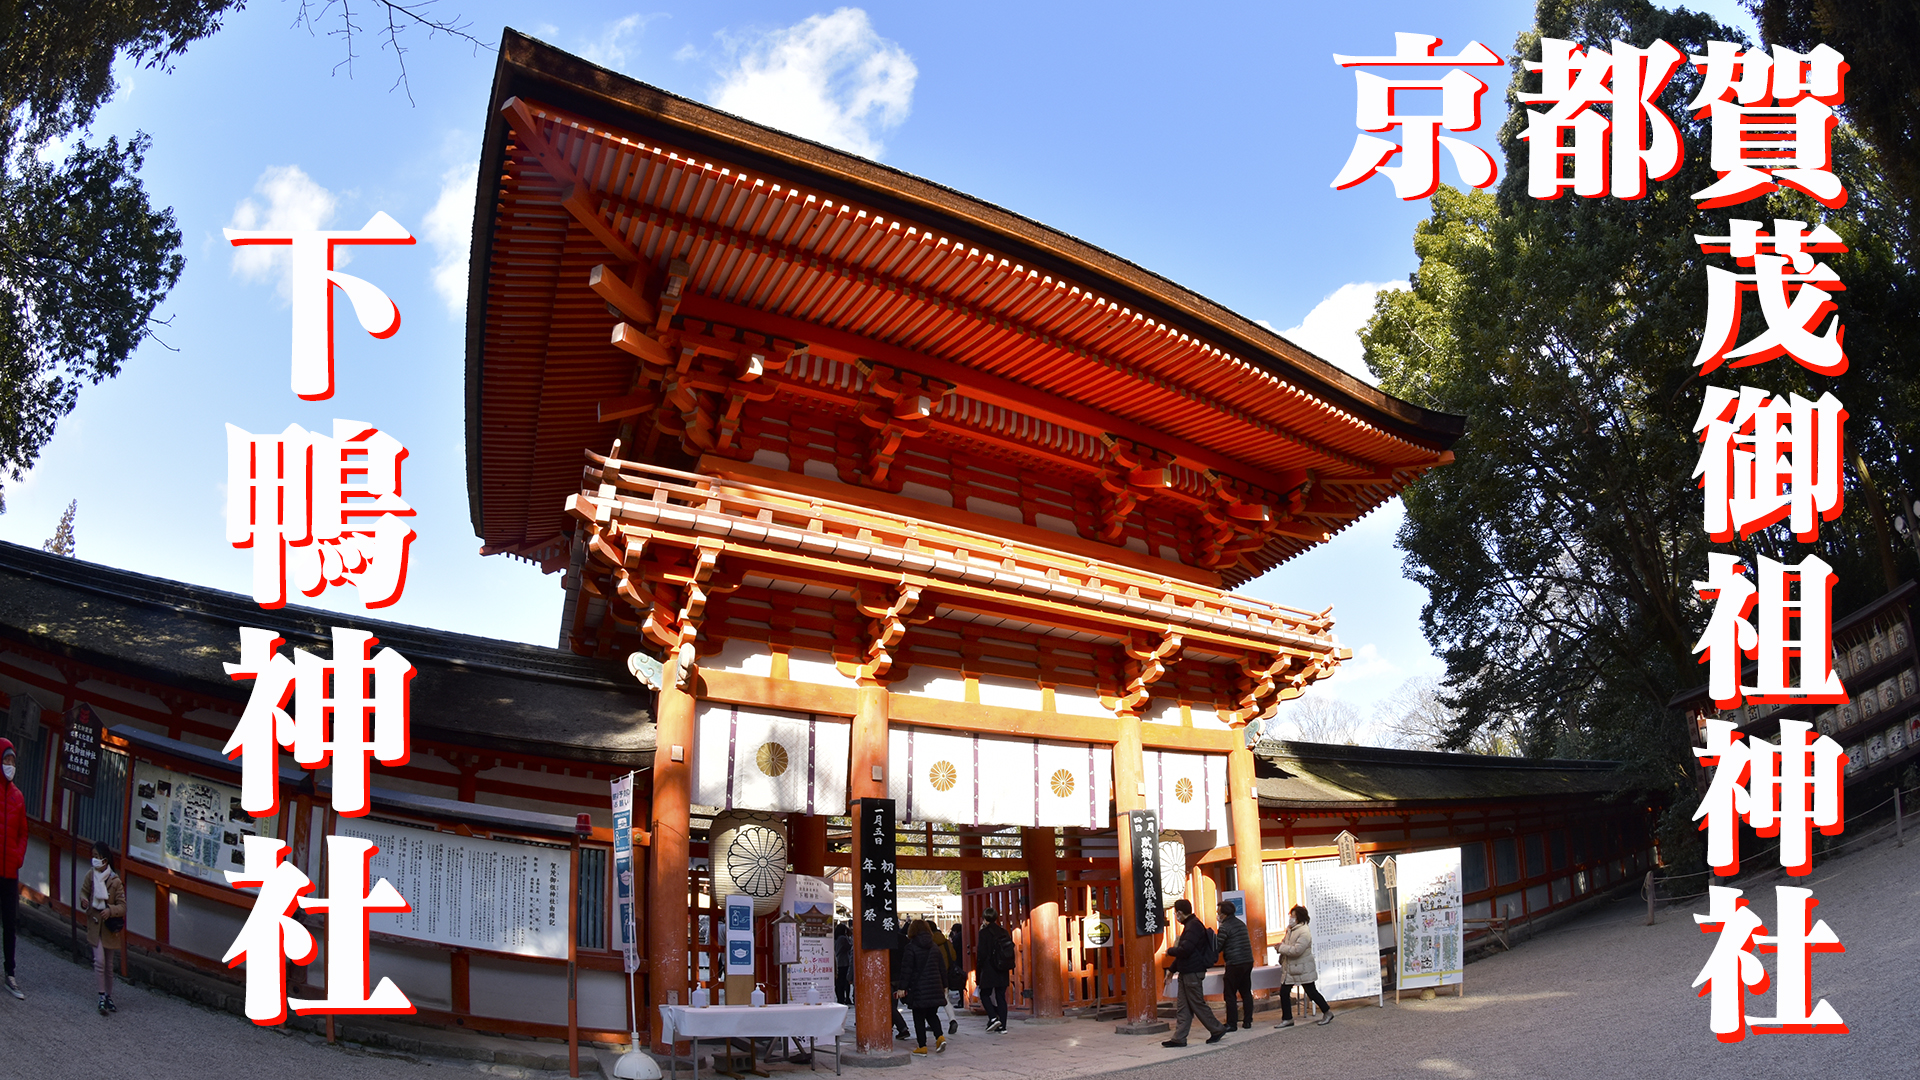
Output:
4 830 1910 1079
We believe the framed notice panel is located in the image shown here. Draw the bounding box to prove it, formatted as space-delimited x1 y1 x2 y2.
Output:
1395 847 1464 991
129 763 273 885
336 818 571 959
1302 860 1384 1004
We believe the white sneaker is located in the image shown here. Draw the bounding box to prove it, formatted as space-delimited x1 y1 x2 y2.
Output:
5 976 22 1000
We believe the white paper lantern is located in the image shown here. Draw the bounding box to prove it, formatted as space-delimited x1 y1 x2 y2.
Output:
1157 830 1187 908
709 810 789 916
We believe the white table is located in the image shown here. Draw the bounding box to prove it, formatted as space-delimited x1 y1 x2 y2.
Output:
658 1003 849 1079
1164 964 1290 998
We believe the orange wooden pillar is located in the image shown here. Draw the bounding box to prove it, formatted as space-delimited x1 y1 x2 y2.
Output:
1022 827 1067 1022
792 813 827 878
648 675 697 1055
1111 717 1168 1033
1227 741 1268 957
848 681 900 1057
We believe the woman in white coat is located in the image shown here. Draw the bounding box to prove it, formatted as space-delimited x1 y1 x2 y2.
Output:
1274 904 1333 1028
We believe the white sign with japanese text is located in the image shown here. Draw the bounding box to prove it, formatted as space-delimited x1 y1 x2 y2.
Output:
335 819 570 959
1302 860 1383 1003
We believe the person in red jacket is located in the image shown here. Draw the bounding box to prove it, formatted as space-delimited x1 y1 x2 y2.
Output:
1 738 28 1000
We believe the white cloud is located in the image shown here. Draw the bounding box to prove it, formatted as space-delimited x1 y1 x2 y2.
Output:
1275 280 1407 385
423 161 478 317
580 13 666 72
708 8 916 160
226 166 339 290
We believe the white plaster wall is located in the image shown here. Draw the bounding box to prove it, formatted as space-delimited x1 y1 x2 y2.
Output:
787 649 857 688
468 954 570 1026
710 638 773 677
890 666 966 702
370 942 453 1011
1052 687 1115 718
976 675 1042 711
167 889 248 963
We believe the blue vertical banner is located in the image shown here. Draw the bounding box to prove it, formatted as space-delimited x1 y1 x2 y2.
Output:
1127 809 1163 937
610 772 639 974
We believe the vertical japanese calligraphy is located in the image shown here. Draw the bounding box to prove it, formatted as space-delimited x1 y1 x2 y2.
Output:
855 797 899 950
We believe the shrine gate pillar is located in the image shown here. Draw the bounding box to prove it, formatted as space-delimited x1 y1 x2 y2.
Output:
1022 827 1067 1021
792 813 827 878
849 681 897 1056
1227 741 1268 956
648 674 697 1054
1111 717 1169 1033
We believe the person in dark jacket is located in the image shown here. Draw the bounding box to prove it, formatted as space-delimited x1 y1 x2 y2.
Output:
1216 900 1255 1029
974 909 1014 1032
888 936 912 1039
1161 898 1227 1047
0 739 27 1001
946 921 967 1024
833 922 853 1005
898 921 948 1055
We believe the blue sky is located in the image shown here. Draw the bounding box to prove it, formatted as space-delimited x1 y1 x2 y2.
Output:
2 1 1756 732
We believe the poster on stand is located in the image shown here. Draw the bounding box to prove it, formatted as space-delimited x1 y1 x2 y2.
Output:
783 875 836 1004
1396 847 1464 989
1301 860 1383 1003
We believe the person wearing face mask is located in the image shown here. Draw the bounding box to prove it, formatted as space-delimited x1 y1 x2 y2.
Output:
1274 905 1332 1028
0 739 27 1001
85 843 127 1015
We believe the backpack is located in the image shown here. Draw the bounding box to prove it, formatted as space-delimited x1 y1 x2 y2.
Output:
994 929 1018 971
1201 923 1218 962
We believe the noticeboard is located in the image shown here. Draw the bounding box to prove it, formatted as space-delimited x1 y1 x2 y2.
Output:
59 703 102 796
1395 847 1465 989
129 762 271 884
335 818 571 959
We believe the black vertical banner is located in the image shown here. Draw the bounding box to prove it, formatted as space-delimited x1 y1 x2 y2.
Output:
1127 809 1163 937
59 703 102 797
856 797 899 950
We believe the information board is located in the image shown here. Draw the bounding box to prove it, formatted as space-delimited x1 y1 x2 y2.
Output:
782 875 836 1003
1395 847 1464 989
130 763 271 885
336 818 571 959
1301 860 1383 1003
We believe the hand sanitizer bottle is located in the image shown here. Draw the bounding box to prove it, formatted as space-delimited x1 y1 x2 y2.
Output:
750 983 766 1007
690 985 709 1008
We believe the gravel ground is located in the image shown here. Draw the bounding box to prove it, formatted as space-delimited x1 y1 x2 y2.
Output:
1115 827 1918 1080
0 829 1910 1080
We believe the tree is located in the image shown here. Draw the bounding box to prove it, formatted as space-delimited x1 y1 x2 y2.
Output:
1362 0 1919 864
41 498 75 556
1747 1 1920 265
1376 676 1519 756
0 1 487 509
1266 693 1363 746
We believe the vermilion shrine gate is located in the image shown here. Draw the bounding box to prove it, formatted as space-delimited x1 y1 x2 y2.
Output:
467 32 1462 1053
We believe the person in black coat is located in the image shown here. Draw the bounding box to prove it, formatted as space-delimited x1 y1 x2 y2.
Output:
888 934 912 1039
898 921 949 1054
974 909 1014 1032
1161 898 1227 1047
833 922 854 1006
